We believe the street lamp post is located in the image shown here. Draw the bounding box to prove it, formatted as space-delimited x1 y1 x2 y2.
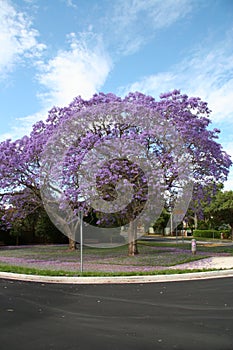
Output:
210 216 214 240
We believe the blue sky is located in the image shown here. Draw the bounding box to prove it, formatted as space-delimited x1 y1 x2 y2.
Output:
0 0 233 189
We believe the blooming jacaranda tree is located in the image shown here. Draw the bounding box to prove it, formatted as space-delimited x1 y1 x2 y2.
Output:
0 90 232 255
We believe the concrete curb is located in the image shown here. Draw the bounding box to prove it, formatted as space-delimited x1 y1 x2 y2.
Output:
1 269 233 284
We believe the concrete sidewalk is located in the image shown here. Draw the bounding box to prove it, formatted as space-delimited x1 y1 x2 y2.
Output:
171 256 233 270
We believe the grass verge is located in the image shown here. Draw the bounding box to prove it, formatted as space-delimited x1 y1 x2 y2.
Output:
0 262 227 277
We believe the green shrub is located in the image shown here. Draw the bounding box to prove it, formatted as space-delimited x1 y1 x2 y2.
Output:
193 229 220 239
220 229 231 239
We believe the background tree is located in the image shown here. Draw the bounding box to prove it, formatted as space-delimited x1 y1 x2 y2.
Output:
205 190 233 239
185 184 224 231
1 206 66 245
152 209 170 234
34 209 68 244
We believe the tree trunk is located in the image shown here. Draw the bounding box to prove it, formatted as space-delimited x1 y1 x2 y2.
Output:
69 237 76 250
128 221 139 256
128 240 139 256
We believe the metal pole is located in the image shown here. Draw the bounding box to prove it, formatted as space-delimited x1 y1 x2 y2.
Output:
80 211 83 274
170 211 173 236
182 221 184 244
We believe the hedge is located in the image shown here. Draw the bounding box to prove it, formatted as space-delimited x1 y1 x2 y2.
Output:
193 230 221 239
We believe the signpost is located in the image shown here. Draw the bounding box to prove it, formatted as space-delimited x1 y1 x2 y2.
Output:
173 209 185 243
79 211 83 274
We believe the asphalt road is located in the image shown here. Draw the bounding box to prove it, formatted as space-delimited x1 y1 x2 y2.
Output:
0 278 233 350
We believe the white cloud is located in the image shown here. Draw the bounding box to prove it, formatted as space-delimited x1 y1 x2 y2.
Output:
221 141 233 190
223 171 233 191
120 30 233 123
0 31 113 141
120 72 176 97
0 0 46 79
36 32 112 107
64 0 78 9
225 180 233 191
0 132 14 142
110 0 193 55
0 109 47 141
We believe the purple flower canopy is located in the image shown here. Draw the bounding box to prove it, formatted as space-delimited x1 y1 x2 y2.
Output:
0 90 232 245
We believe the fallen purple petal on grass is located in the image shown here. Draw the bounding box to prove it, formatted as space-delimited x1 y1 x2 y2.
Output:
0 244 231 273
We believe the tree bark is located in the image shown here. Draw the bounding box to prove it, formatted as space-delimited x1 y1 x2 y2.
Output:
128 221 139 256
69 237 76 250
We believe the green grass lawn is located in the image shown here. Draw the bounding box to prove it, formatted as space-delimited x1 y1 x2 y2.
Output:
0 240 232 276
